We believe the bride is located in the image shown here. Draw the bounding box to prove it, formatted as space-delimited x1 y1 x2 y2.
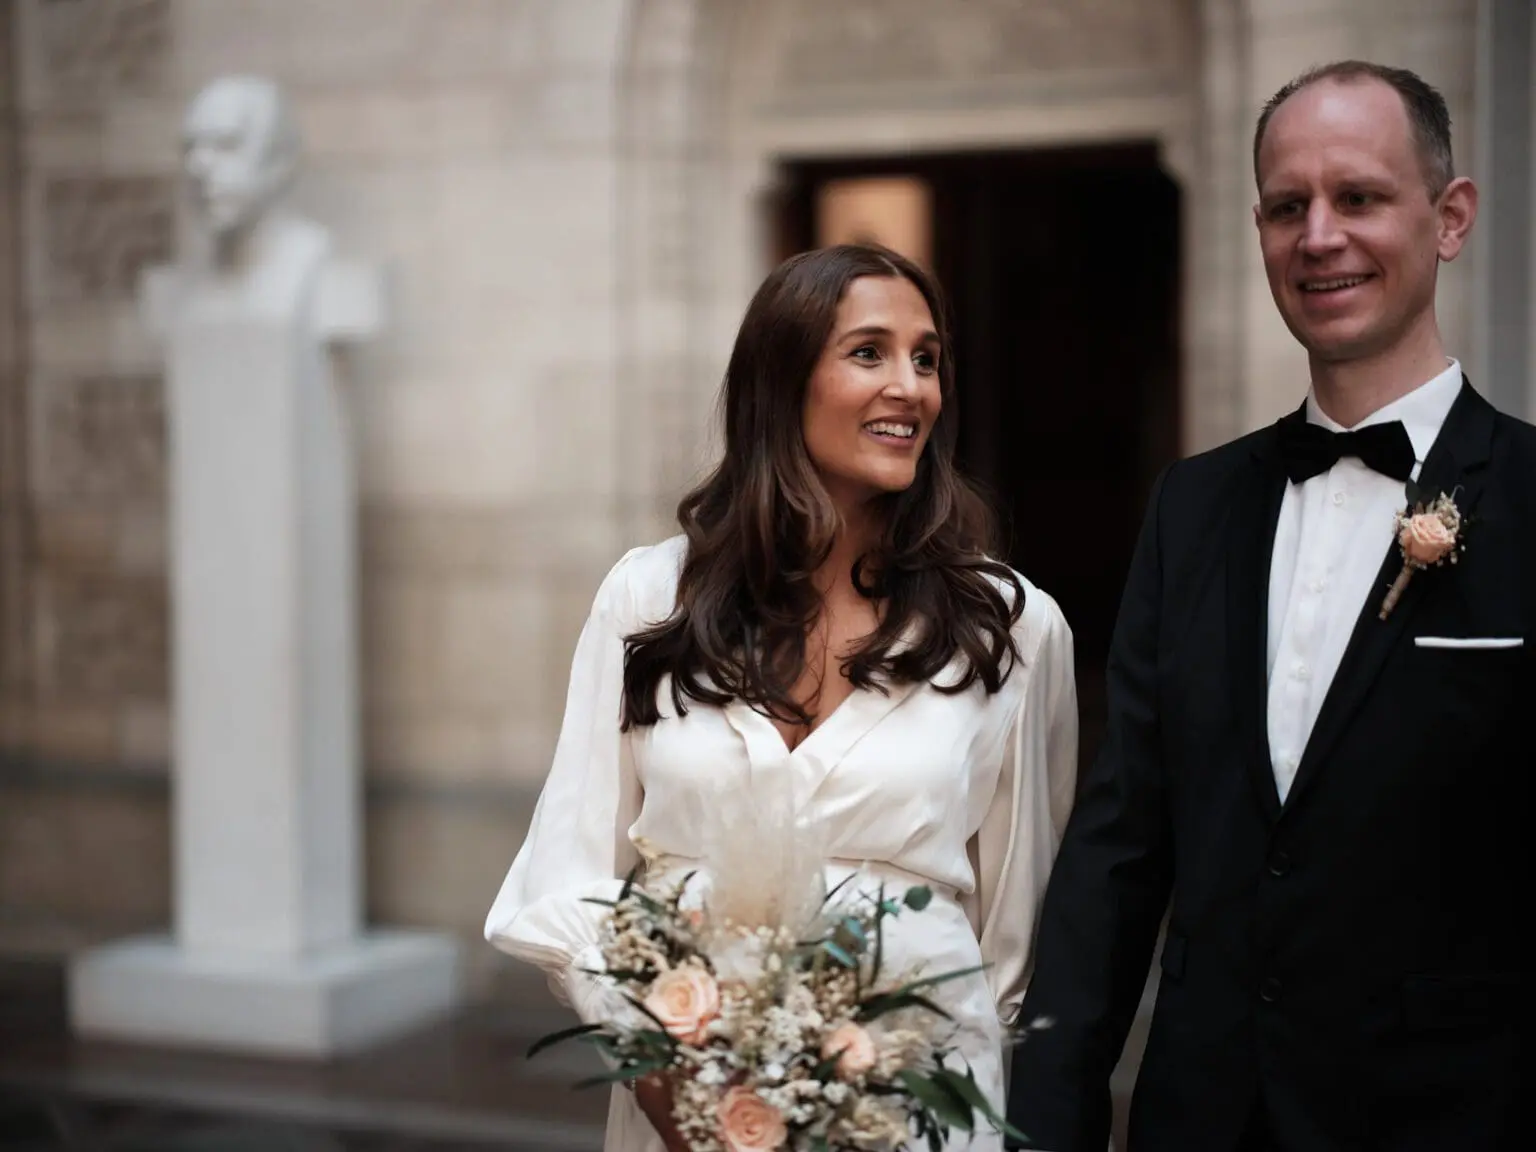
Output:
485 243 1079 1152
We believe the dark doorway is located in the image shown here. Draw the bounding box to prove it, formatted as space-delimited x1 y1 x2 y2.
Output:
775 144 1183 764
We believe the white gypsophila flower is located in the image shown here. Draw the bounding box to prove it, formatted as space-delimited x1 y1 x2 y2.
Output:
763 1062 785 1082
697 1063 728 1087
822 1082 850 1106
710 934 768 984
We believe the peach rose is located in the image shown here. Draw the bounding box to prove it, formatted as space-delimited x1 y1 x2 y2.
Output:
717 1086 787 1152
821 1021 878 1080
642 966 719 1044
1400 512 1456 565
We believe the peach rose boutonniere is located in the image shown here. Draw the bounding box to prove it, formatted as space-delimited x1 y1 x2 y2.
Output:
1380 491 1465 620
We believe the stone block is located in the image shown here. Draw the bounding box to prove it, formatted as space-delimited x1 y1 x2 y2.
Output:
533 366 619 501
33 567 168 702
19 0 173 111
363 572 549 718
1359 18 1476 93
1247 26 1354 107
0 783 170 928
34 174 174 304
366 783 540 939
359 375 540 503
32 371 165 505
26 701 119 763
542 0 627 74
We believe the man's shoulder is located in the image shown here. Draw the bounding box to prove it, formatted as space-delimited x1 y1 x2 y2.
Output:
1488 408 1536 506
1154 424 1276 509
1491 406 1536 455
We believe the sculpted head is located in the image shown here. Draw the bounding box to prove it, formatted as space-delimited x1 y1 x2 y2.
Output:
181 76 301 241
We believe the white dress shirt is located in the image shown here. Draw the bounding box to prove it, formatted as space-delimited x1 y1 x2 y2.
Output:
1265 359 1462 802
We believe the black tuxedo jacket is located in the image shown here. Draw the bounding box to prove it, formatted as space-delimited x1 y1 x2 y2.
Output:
1007 382 1534 1152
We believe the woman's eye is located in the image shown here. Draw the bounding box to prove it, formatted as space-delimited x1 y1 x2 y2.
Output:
914 351 937 373
851 345 879 362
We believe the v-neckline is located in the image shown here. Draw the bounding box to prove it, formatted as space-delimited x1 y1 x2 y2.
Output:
765 689 858 757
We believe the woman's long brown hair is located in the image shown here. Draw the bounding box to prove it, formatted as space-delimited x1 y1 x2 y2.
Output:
621 244 1023 730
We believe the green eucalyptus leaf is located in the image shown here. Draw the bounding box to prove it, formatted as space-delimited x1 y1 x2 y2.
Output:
572 1058 668 1090
902 885 933 912
821 939 857 968
898 1070 972 1131
932 1067 1033 1143
856 991 954 1023
881 964 988 998
526 1022 603 1058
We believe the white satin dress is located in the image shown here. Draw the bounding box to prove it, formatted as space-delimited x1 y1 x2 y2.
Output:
485 536 1079 1152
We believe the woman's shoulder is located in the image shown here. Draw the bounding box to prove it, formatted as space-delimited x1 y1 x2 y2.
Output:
592 534 688 627
986 564 1072 665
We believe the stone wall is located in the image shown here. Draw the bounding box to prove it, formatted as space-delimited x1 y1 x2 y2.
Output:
0 0 1486 1001
0 1 28 756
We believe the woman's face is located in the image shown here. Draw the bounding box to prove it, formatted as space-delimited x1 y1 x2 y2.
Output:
801 274 942 512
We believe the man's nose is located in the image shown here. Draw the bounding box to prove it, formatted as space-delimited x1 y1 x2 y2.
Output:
1300 200 1346 255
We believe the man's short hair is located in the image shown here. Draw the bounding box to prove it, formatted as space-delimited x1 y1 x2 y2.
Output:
1253 61 1454 199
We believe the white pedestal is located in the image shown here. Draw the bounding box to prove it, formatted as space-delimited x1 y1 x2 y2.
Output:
69 931 461 1058
66 198 460 1059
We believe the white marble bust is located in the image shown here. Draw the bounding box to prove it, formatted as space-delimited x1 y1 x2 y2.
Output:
147 74 379 338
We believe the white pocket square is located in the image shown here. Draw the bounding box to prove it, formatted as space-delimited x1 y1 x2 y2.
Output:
1414 636 1524 650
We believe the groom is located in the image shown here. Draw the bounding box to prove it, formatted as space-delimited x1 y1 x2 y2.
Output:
1007 61 1532 1152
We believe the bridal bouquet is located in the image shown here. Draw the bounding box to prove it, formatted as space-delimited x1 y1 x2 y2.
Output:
529 841 1026 1152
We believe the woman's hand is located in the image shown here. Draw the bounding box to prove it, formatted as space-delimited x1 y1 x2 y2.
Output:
633 1073 691 1152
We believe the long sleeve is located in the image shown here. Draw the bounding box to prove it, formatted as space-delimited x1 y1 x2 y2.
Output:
972 591 1080 1027
1006 470 1176 1151
484 549 646 1022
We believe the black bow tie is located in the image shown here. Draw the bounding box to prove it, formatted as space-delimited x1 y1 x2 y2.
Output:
1276 418 1416 484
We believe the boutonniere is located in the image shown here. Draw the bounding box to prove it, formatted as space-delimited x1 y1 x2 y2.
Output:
1379 489 1465 620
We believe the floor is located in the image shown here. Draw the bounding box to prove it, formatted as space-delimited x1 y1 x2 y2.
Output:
0 959 609 1152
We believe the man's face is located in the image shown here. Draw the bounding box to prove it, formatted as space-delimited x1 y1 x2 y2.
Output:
181 83 281 238
1254 78 1465 366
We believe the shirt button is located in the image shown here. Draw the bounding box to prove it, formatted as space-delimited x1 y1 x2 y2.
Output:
1332 491 1346 506
1292 660 1310 680
1311 579 1327 594
1260 976 1284 1003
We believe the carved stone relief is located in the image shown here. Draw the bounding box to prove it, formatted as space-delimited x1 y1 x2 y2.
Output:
34 0 172 103
36 569 168 701
38 373 165 505
41 175 174 302
768 0 1189 107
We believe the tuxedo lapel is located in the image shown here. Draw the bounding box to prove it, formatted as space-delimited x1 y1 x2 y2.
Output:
1227 415 1293 823
1281 381 1496 815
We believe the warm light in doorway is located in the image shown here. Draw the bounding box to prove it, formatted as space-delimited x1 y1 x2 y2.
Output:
815 176 933 268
